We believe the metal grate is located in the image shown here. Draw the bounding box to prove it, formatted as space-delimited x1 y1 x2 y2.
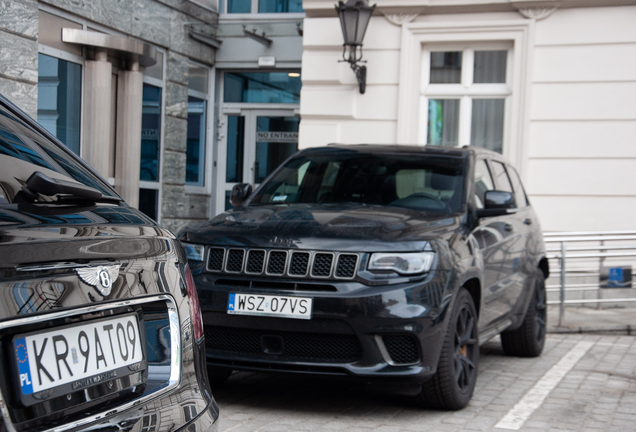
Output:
312 253 333 277
383 335 419 364
335 254 358 278
267 251 287 275
246 250 265 274
226 249 245 273
289 252 310 276
205 326 362 363
208 248 225 271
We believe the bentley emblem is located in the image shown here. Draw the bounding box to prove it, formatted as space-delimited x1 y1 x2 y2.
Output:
75 265 120 296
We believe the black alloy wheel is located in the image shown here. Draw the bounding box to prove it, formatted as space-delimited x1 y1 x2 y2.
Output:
418 287 479 410
501 269 547 357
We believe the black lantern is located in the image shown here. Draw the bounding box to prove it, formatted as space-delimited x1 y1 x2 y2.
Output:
335 0 376 94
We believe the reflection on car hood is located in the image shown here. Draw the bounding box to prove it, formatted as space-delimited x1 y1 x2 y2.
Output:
181 203 461 251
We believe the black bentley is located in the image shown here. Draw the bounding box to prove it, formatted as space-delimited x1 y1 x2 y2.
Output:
180 144 549 409
0 94 219 431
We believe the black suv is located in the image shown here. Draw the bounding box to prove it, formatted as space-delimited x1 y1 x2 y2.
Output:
0 95 219 431
180 144 549 409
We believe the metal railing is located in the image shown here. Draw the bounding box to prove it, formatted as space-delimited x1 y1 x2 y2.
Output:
544 230 636 326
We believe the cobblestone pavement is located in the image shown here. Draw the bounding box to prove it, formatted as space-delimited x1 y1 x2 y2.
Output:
211 334 636 432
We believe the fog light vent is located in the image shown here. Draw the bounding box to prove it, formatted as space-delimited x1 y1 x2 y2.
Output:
382 335 419 364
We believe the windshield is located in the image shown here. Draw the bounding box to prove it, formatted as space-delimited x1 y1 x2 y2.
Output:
249 149 466 213
0 104 117 204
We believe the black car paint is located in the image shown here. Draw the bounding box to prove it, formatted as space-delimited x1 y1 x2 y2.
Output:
0 95 218 432
180 145 548 392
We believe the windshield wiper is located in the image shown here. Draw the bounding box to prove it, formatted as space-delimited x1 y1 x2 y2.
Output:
16 171 122 205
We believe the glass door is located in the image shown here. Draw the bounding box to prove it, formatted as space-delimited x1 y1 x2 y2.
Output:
219 108 299 212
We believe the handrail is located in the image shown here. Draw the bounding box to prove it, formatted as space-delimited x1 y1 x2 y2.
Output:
543 230 636 326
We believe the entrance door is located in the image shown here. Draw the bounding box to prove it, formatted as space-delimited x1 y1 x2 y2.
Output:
217 108 299 212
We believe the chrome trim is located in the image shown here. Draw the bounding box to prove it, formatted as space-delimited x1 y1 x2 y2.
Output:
16 262 116 272
224 248 245 273
0 294 181 432
310 252 335 278
206 247 226 273
287 251 311 277
334 253 359 280
244 249 266 275
374 335 420 367
265 250 289 276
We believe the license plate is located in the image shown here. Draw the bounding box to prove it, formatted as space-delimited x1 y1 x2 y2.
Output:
227 293 313 319
14 314 144 396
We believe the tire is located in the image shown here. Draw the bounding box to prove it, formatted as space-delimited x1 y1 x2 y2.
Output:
417 287 479 410
500 269 547 357
207 367 233 386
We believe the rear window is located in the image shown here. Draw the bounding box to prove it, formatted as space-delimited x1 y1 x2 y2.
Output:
0 105 116 204
250 150 466 214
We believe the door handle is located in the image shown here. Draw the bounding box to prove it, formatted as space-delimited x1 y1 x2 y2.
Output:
523 218 532 225
504 223 513 232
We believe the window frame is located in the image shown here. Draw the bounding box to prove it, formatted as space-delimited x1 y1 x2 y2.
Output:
422 43 513 151
140 47 167 224
396 20 534 173
218 0 305 16
185 61 214 194
37 8 86 158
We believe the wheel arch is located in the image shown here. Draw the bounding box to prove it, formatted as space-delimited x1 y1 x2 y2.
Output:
461 277 481 319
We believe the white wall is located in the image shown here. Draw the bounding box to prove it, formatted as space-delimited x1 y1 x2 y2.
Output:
527 6 636 232
300 5 636 232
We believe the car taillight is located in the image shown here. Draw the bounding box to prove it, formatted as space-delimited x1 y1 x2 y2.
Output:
184 264 204 341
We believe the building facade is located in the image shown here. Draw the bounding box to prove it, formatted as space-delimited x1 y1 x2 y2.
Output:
1 0 635 233
300 0 636 232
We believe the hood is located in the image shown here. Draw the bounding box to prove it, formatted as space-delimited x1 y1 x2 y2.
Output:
180 203 461 252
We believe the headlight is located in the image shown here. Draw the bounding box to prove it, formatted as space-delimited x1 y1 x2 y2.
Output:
368 252 434 275
182 242 205 262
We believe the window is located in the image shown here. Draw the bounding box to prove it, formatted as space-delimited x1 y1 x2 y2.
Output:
490 161 513 193
186 64 210 187
183 404 197 423
140 413 158 432
473 159 495 209
506 165 529 207
224 72 301 104
139 50 165 222
221 0 303 14
423 47 510 153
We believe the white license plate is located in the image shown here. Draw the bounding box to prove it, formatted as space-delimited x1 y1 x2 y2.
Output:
227 293 313 319
14 314 144 396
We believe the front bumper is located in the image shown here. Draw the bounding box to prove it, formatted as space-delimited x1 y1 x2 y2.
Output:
195 270 453 386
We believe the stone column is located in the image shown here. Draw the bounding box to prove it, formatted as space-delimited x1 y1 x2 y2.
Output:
82 48 112 178
115 60 143 207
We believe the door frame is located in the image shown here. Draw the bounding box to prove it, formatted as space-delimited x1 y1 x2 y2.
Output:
214 104 300 215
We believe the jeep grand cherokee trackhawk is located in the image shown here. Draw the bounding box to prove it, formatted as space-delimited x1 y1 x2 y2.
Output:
0 94 219 431
179 144 549 409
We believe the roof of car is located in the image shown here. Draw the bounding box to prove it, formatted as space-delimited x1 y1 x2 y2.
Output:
306 143 505 160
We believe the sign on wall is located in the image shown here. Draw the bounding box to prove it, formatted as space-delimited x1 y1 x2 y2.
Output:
600 266 633 288
256 131 298 143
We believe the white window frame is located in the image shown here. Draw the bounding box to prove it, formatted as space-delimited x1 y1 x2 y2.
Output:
185 61 215 194
421 42 512 149
140 47 167 224
397 20 534 174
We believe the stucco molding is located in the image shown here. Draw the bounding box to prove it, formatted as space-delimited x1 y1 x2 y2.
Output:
516 7 559 20
396 19 535 173
382 11 423 27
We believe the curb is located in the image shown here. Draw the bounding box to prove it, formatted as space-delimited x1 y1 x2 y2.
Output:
548 325 634 335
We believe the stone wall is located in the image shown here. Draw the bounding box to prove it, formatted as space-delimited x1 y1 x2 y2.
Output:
0 0 39 118
0 0 219 234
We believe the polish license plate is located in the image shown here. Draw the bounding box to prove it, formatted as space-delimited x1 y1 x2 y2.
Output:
227 293 313 319
13 314 144 396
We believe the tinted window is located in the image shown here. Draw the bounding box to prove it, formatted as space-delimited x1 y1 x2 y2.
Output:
0 104 116 203
250 151 465 214
490 161 513 193
473 159 495 209
507 165 529 207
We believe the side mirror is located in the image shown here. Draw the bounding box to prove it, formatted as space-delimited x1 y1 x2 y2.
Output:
230 183 253 207
476 190 516 218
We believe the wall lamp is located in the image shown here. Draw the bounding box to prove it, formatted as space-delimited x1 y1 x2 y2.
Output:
335 0 376 94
